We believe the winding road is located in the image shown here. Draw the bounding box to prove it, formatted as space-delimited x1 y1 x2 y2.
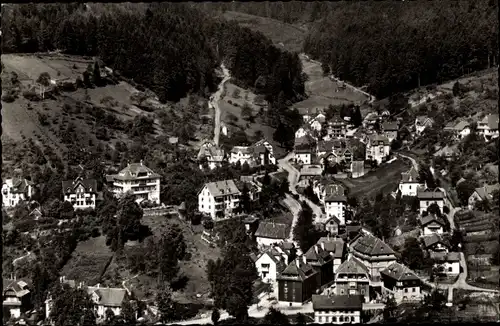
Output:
210 63 231 147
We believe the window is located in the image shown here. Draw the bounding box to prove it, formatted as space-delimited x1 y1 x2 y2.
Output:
361 289 365 294
201 205 204 209
262 263 270 269
339 316 344 322
340 289 344 294
318 316 322 323
332 317 337 322
404 288 408 293
412 288 416 292
448 267 452 272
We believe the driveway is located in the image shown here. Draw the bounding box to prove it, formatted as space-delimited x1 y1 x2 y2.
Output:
211 63 230 146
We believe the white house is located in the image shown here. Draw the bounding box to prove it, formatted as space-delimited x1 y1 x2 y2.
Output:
418 214 447 236
295 147 313 165
3 278 32 319
255 222 289 247
414 116 434 135
365 134 390 164
295 125 312 139
430 252 460 277
443 120 471 140
62 176 98 210
229 139 276 166
314 183 347 226
45 278 128 321
106 161 161 205
380 263 422 304
417 188 445 215
398 167 423 197
311 294 363 324
477 114 499 141
468 184 499 210
229 146 254 166
2 178 33 208
253 249 287 283
309 118 323 132
198 180 241 220
197 142 226 170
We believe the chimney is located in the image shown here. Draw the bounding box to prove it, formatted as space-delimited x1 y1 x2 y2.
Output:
296 258 300 268
314 245 319 254
302 255 307 265
320 242 325 251
140 160 143 166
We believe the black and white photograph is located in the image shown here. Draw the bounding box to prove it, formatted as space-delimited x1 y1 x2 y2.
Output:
1 1 499 325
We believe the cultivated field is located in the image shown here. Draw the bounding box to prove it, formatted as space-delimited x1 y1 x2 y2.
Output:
61 236 114 285
292 54 369 112
337 158 411 199
220 11 308 53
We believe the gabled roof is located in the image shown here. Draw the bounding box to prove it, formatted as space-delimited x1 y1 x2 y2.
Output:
368 134 390 146
203 180 241 197
381 262 420 282
351 234 395 257
417 188 445 200
480 114 499 130
415 116 433 125
4 178 33 194
304 244 332 265
255 222 289 240
473 184 500 201
255 250 287 273
299 165 323 177
401 167 419 183
312 294 363 311
324 184 346 202
430 251 460 263
418 214 447 227
87 286 127 307
336 256 369 275
382 121 398 131
108 162 160 181
279 259 317 281
422 233 450 249
317 237 345 258
3 278 32 298
295 134 316 148
230 146 253 155
62 177 97 194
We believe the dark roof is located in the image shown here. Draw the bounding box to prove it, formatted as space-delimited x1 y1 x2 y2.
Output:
255 222 289 240
430 251 460 262
417 188 445 200
297 107 321 116
418 214 447 227
381 262 420 282
312 294 363 311
5 178 33 194
480 114 499 130
351 234 395 257
203 180 241 197
62 177 97 195
3 279 31 297
336 257 369 275
401 167 419 183
382 121 399 131
422 233 450 249
304 244 333 265
279 259 317 281
324 184 346 202
368 134 390 146
473 184 500 201
317 237 345 258
87 286 127 307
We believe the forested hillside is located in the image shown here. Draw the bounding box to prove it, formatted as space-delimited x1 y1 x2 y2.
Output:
2 3 305 104
200 1 498 99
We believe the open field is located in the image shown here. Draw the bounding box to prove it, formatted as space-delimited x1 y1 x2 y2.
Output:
61 236 114 285
220 11 307 53
336 159 411 199
292 55 369 112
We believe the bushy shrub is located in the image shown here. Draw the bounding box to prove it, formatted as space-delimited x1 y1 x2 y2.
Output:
23 90 41 101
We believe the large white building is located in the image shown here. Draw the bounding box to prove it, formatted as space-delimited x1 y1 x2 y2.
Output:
416 188 445 215
477 114 499 141
2 178 33 208
365 134 390 164
229 139 276 167
311 294 363 324
198 180 241 220
62 176 98 210
398 167 422 197
106 161 161 205
314 182 347 226
197 142 226 170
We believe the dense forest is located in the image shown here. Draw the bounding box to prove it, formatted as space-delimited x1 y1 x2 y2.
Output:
200 1 498 99
2 3 305 104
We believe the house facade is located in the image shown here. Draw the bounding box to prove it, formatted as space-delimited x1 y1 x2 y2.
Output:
381 122 399 143
422 234 450 253
311 294 363 324
477 114 499 141
415 116 434 135
253 250 286 284
326 118 347 139
229 139 276 167
3 279 32 319
334 257 370 303
277 257 319 306
398 167 422 197
365 134 390 164
417 189 445 215
62 176 98 210
430 252 460 276
304 244 335 287
198 180 241 220
380 263 422 304
2 178 33 208
316 236 346 273
197 142 226 170
444 120 471 140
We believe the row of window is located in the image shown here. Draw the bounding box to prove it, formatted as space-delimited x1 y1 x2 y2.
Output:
72 201 94 206
317 315 357 323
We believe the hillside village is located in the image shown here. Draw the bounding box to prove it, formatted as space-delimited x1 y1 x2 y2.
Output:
2 2 499 326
